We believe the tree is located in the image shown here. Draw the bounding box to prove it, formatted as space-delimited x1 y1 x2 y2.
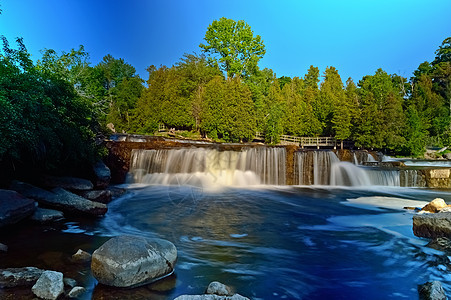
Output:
200 17 266 79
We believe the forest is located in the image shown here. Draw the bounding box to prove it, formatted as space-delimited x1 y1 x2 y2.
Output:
1 17 451 174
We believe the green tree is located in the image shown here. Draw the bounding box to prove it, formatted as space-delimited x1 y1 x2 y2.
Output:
200 17 266 79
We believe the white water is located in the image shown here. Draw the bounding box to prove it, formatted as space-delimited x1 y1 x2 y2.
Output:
129 147 286 187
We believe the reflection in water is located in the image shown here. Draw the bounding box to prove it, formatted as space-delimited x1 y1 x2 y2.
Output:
98 185 451 299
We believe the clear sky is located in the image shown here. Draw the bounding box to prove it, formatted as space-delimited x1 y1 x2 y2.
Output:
1 0 450 82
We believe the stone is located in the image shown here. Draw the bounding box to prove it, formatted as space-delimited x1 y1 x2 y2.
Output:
71 249 92 263
30 207 64 223
174 294 250 300
68 286 86 298
63 277 78 288
10 181 107 216
413 213 451 238
0 243 7 252
31 270 64 300
421 198 448 213
91 235 177 288
92 160 111 189
40 175 94 191
51 187 108 216
0 189 36 227
206 281 233 296
0 267 45 288
78 190 112 204
444 153 451 160
439 206 451 213
418 281 447 300
426 237 451 254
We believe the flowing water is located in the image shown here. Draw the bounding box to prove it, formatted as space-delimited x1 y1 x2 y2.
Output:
3 148 451 299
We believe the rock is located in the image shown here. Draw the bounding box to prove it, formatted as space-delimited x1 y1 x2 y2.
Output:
68 286 86 298
40 175 93 191
426 237 451 254
31 270 64 300
0 189 36 227
424 169 451 188
206 281 233 296
174 294 250 300
91 235 177 287
30 207 64 223
422 198 448 213
92 161 111 189
439 206 451 213
106 186 127 198
63 277 78 288
0 267 45 288
51 187 108 216
413 213 451 238
78 190 112 204
418 281 447 300
10 181 107 216
444 153 451 160
0 243 7 252
71 249 91 263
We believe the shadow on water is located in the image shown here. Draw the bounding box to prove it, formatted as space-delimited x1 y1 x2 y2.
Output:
2 185 451 299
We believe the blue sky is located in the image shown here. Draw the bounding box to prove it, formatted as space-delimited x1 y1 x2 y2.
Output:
1 0 450 82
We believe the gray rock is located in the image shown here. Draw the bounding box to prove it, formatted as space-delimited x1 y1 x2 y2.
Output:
174 295 249 300
413 213 451 238
78 189 112 204
0 243 7 252
0 189 36 227
68 286 86 298
30 207 64 223
418 280 447 300
206 281 233 296
63 277 78 288
444 153 451 160
426 237 451 254
0 267 44 288
439 206 451 213
10 181 107 216
93 161 111 189
51 187 107 216
71 249 91 263
40 175 93 191
91 235 177 287
32 270 64 300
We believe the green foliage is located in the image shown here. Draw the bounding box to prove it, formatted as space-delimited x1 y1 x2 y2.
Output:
200 17 266 79
0 38 98 171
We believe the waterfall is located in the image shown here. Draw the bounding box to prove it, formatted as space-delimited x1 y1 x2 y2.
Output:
129 147 286 186
295 150 417 187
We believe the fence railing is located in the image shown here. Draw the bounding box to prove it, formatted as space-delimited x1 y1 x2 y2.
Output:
255 132 353 148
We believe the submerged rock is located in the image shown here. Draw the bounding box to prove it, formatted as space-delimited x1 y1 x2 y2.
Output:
174 294 249 300
426 237 451 254
0 189 36 227
0 267 45 288
418 280 447 300
91 235 177 287
421 198 448 213
71 249 92 263
413 213 451 238
40 175 93 191
68 286 86 298
206 281 233 296
30 207 64 223
31 270 64 300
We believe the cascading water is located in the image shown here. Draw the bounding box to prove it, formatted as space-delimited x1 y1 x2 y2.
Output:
129 147 286 186
295 150 418 187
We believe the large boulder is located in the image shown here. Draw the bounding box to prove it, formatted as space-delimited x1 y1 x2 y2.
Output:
421 198 448 213
92 160 111 189
0 267 45 288
418 281 447 300
91 235 177 288
31 270 64 300
78 190 112 204
413 213 451 238
0 189 36 227
40 175 93 191
10 181 56 203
